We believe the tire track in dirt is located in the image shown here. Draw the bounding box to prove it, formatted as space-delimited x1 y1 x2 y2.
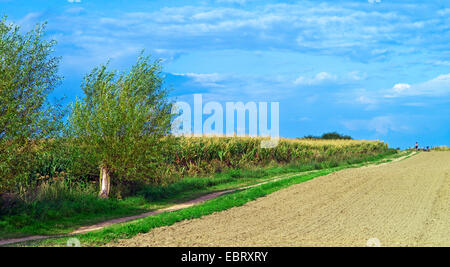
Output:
0 168 322 246
0 151 412 246
109 151 449 247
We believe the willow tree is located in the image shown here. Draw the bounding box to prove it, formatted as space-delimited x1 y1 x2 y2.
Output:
67 55 173 198
0 17 62 193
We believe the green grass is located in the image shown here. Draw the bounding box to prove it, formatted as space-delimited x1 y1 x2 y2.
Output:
0 190 150 239
14 149 409 247
138 148 405 202
0 149 402 240
0 160 337 239
1 136 396 239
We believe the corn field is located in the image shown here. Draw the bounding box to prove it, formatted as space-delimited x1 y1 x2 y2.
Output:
1 136 391 194
158 137 390 178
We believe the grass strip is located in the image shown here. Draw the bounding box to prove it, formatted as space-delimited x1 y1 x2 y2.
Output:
1 149 401 239
21 151 409 247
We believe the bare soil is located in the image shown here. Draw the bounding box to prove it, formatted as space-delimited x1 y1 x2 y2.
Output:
109 152 450 247
0 169 315 245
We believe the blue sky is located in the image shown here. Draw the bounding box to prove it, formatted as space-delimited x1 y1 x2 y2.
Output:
2 0 450 148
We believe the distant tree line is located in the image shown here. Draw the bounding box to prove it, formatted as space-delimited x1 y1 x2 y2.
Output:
303 132 353 140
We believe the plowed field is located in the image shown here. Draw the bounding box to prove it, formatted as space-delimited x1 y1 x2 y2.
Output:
109 152 450 247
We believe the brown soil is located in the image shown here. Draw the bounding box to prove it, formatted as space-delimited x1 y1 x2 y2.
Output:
0 169 316 246
0 151 416 246
109 151 450 247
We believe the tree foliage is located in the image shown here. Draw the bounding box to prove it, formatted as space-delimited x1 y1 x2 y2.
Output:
304 132 353 140
321 132 352 140
0 17 62 193
67 54 173 197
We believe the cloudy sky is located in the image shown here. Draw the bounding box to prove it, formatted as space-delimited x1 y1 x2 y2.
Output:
2 0 450 148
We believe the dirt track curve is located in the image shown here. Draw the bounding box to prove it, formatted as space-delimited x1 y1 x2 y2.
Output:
109 152 450 247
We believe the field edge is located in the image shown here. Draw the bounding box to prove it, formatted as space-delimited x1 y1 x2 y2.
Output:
13 150 413 247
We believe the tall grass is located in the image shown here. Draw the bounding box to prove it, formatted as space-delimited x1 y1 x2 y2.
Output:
0 180 146 237
9 137 389 193
0 137 395 238
4 137 390 195
139 146 396 202
157 137 389 180
27 150 400 247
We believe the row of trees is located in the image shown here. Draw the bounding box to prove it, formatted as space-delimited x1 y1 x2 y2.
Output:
0 17 173 198
303 132 352 140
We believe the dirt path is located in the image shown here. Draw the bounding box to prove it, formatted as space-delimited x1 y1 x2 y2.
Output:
0 169 320 246
109 151 450 247
0 151 411 246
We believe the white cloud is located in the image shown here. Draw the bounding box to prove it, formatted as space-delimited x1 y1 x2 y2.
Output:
68 0 82 3
437 8 450 16
357 95 377 105
65 7 85 14
403 102 427 107
294 72 337 85
17 12 42 31
392 83 411 93
428 60 450 66
173 73 225 88
386 74 450 97
417 74 450 95
217 0 253 4
298 117 311 122
368 116 394 134
343 116 408 135
371 48 388 55
33 1 450 67
348 71 367 81
368 0 381 3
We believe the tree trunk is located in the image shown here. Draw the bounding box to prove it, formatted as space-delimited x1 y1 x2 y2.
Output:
99 165 111 198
